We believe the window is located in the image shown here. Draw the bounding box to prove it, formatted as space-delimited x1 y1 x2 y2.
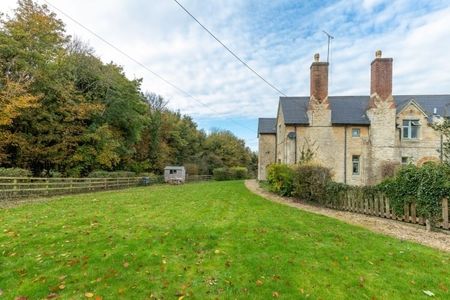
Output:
352 155 360 175
402 119 420 139
401 157 409 165
352 128 360 137
169 169 177 174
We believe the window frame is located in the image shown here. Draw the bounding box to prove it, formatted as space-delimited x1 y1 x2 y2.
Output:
352 155 360 175
402 119 420 140
351 128 361 138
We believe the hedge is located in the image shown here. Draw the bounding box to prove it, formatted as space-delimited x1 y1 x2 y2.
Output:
292 163 332 203
213 167 248 181
0 167 32 177
88 170 137 178
266 164 295 196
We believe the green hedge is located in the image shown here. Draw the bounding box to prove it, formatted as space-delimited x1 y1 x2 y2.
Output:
230 167 248 179
292 163 332 203
88 170 136 178
213 167 248 181
266 164 295 196
378 163 450 225
0 167 32 177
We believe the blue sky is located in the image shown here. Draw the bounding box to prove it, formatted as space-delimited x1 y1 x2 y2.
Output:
1 0 450 150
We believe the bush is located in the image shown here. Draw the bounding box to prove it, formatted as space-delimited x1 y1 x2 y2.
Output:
184 163 200 176
266 164 294 196
213 168 232 181
139 172 164 183
0 167 32 177
378 163 450 227
213 167 248 181
292 163 332 203
380 160 401 179
230 167 248 179
88 170 136 178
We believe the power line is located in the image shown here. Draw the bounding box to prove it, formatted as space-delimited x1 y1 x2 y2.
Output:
42 0 257 135
171 0 287 97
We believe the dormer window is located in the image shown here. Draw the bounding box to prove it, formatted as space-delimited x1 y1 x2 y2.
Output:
402 119 420 139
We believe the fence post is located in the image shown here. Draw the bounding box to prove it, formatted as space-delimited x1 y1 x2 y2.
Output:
404 204 409 222
13 178 18 197
385 196 390 218
411 203 417 224
46 178 49 196
442 198 449 230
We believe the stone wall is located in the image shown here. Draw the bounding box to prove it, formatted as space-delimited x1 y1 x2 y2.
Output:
396 102 442 165
258 134 276 180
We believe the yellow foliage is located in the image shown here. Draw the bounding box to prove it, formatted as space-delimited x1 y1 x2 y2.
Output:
0 77 41 126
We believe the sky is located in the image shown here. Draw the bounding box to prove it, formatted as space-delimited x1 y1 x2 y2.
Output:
1 0 450 150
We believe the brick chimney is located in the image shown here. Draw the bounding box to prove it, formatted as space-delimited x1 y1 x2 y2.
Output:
370 50 393 101
310 53 329 102
308 53 331 126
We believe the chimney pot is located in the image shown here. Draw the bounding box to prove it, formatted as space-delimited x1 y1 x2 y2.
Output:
314 53 320 62
375 50 382 58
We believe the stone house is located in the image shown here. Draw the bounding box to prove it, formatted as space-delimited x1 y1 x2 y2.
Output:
257 51 450 185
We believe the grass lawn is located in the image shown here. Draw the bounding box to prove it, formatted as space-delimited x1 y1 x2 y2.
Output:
0 181 449 299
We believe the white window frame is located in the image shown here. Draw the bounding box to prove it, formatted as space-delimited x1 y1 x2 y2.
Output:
351 128 360 137
402 119 420 140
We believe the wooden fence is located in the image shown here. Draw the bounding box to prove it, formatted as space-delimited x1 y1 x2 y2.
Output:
0 176 152 200
186 175 213 182
0 174 214 201
326 190 449 230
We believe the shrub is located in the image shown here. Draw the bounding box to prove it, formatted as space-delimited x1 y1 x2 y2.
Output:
325 181 350 205
184 163 200 176
292 163 332 203
139 172 164 183
0 167 32 177
378 163 450 228
378 164 421 216
380 160 401 179
88 170 136 178
266 164 294 196
230 167 248 179
213 168 232 181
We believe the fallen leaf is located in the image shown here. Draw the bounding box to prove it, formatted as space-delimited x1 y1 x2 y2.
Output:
85 292 94 298
95 296 103 300
423 290 435 297
123 262 129 268
256 280 263 286
214 249 220 254
14 297 28 300
0 289 3 296
272 291 279 298
46 293 58 299
178 296 185 300
59 284 65 290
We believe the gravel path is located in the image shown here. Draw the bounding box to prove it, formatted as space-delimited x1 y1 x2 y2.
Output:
245 180 450 252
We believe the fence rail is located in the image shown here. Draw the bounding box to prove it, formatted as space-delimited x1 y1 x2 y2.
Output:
0 176 152 200
0 174 214 201
326 190 449 230
186 175 213 182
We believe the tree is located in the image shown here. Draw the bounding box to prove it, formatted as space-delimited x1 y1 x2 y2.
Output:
432 118 450 164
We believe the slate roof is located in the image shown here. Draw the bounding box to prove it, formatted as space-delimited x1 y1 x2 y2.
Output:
395 95 450 117
277 95 450 125
257 118 276 135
